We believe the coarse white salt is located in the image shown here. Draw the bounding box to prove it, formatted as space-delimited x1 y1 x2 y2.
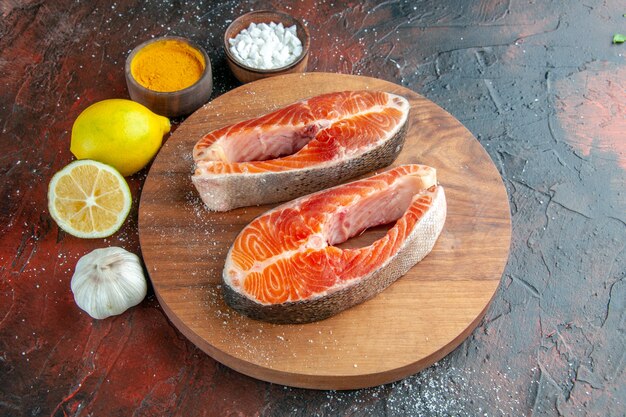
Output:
228 21 303 70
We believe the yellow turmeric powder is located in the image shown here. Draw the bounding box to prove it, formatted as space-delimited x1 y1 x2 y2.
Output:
131 39 205 92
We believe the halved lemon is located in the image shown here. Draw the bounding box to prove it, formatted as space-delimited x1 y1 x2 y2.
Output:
48 160 132 238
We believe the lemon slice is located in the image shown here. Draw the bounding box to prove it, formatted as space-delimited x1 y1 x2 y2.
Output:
48 160 132 238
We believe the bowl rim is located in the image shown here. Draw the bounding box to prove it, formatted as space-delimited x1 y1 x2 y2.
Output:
223 10 310 74
125 35 213 96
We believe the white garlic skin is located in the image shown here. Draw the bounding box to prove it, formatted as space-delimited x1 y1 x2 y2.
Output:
71 247 147 319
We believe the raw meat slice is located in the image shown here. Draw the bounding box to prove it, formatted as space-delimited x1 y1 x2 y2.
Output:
192 90 410 211
222 164 446 323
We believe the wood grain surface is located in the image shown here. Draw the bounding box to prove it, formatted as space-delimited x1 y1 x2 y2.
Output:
138 72 511 389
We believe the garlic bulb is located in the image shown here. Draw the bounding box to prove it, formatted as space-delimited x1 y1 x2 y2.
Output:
71 247 147 319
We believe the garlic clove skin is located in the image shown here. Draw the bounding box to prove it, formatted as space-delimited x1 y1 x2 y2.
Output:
71 247 148 319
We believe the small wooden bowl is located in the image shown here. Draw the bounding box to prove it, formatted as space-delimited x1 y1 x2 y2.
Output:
224 11 310 84
125 36 213 118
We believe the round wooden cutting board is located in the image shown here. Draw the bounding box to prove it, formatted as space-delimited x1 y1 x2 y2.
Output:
138 73 511 390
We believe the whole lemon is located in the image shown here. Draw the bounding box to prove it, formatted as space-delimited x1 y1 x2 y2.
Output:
70 99 171 176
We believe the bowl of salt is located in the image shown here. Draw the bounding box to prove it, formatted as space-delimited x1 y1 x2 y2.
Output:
224 10 310 84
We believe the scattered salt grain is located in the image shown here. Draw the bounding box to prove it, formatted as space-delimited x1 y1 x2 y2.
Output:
228 21 303 70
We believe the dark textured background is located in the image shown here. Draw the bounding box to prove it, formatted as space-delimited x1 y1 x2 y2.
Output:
1 0 624 415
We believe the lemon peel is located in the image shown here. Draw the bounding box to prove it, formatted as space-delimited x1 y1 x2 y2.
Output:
70 99 170 176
